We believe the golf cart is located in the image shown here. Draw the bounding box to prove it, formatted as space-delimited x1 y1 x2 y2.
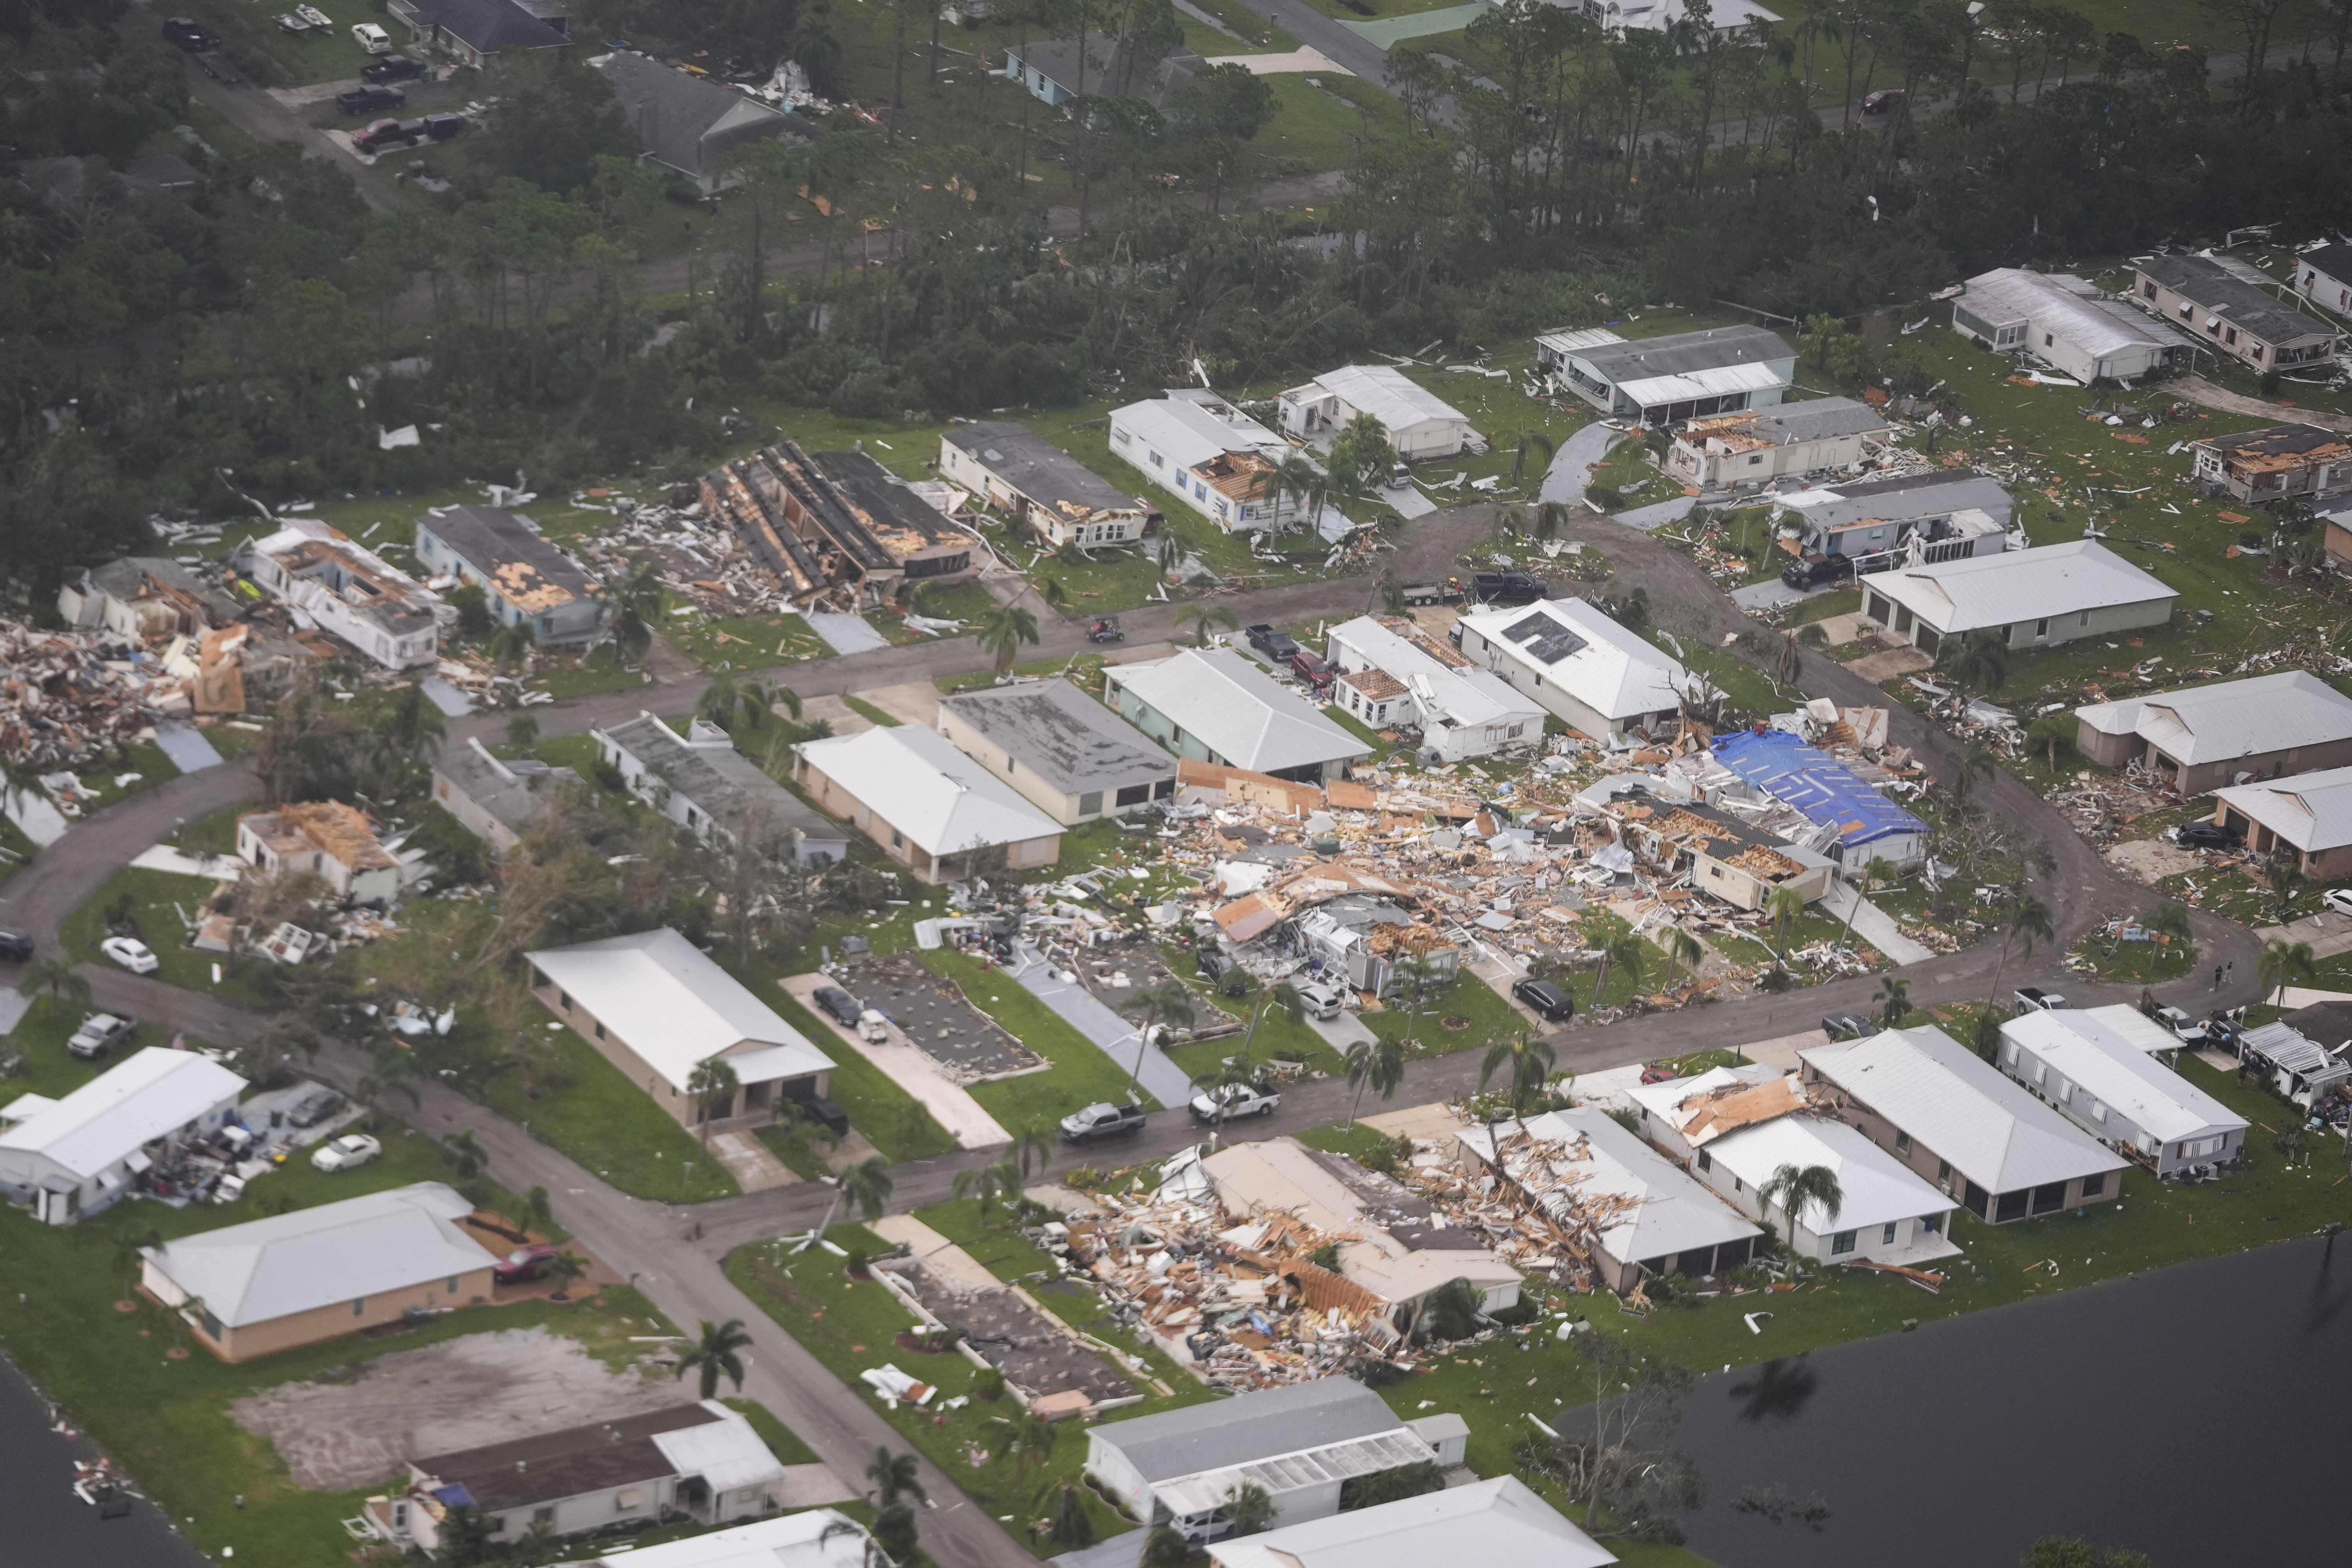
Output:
1089 615 1125 644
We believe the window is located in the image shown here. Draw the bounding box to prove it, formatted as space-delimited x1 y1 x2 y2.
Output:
2034 618 2049 638
446 1276 459 1292
2088 1098 2105 1122
2224 327 2238 345
2030 1181 2069 1215
616 1490 645 1512
559 991 571 1009
534 1508 556 1526
2081 1171 2105 1197
1895 1129 1911 1153
1115 784 1150 807
1078 791 1104 816
352 1298 367 1316
2250 345 2263 360
2080 609 2091 626
1696 1149 1711 1171
1881 1222 1897 1245
1748 453 1763 465
1830 1230 1857 1255
2144 282 2157 299
2043 332 2054 347
2002 1041 2018 1065
1732 1174 1742 1192
889 826 903 848
594 1020 606 1041
1937 1159 1951 1181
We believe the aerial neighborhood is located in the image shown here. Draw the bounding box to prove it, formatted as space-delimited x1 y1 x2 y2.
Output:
8 2 2352 1565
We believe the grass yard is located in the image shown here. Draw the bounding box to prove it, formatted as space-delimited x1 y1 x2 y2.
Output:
662 602 832 671
2068 928 2198 984
922 944 1160 1124
474 1022 742 1201
0 1122 636 1568
763 984 960 1163
720 1396 822 1466
2 993 145 1099
58 866 272 1010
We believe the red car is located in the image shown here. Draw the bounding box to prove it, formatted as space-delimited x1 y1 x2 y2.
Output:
495 1243 563 1284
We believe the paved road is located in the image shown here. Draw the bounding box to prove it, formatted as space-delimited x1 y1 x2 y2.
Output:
1538 419 1623 506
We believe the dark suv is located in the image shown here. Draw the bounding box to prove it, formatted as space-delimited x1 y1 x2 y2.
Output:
2174 820 2242 850
1470 571 1549 605
1780 554 1856 590
811 987 864 1027
1245 623 1300 663
1512 978 1575 1023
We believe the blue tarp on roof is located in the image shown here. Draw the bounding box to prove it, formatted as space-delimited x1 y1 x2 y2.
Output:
1710 728 1927 850
432 1483 477 1509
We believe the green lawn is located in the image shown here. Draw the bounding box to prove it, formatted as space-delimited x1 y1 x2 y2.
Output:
2 993 140 1100
662 601 831 672
764 984 960 1163
923 944 1163 1125
720 1396 822 1466
475 1022 742 1201
0 1122 638 1568
843 695 903 728
59 866 272 1010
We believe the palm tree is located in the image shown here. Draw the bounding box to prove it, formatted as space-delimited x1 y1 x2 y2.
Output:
1530 500 1574 543
1984 895 2053 1016
975 603 1041 675
1343 1034 1406 1120
1221 1480 1276 1537
1250 451 1332 535
1662 926 1705 988
1597 926 1648 1005
1142 1525 1191 1566
1874 974 1911 1028
506 713 540 749
19 958 90 1009
954 1149 1027 1225
1479 1031 1557 1129
1947 739 2002 813
2266 856 2309 927
543 1251 587 1300
1388 953 1446 1049
2261 938 2318 1007
1174 604 1239 647
1756 1162 1844 1247
675 1318 755 1398
488 619 537 671
837 1155 895 1225
866 1446 926 1507
985 1411 1060 1483
611 561 666 666
1376 571 1409 614
1509 429 1557 488
1764 886 1808 958
1940 628 2010 699
687 1057 740 1149
1120 980 1196 1093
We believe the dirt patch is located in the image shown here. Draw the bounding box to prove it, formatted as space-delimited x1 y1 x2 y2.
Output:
1843 644 1936 682
231 1326 683 1490
2107 838 2204 884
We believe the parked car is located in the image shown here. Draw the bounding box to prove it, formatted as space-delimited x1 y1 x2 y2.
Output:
423 112 467 141
1470 571 1549 605
68 1013 135 1060
0 925 32 963
1779 554 1856 590
1190 1081 1281 1122
353 117 429 153
160 16 216 49
100 935 159 974
495 1242 564 1284
2172 819 2242 850
811 986 864 1027
286 1085 343 1128
336 83 406 114
2152 1006 2209 1047
351 21 393 52
1196 947 1233 982
1290 649 1334 688
311 1133 382 1172
1512 978 1576 1023
1245 623 1301 663
1859 87 1906 121
361 53 430 83
1388 462 1413 491
1294 981 1345 1021
2206 1011 2245 1055
1060 1102 1147 1144
1820 1014 1880 1041
2013 987 2070 1014
2323 888 2352 918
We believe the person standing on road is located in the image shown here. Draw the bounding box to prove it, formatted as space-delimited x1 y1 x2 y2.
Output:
2213 965 2223 990
2225 960 2235 986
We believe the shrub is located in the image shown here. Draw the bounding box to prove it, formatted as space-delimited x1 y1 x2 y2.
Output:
971 1366 1007 1401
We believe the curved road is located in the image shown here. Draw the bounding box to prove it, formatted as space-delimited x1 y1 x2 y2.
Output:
0 494 2266 1565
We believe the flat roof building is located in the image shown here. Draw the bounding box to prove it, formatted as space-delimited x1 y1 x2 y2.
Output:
1324 614 1544 763
431 737 583 855
526 928 835 1129
1451 597 1689 740
2187 423 2352 506
1110 391 1303 534
1772 470 2016 564
1209 1475 1617 1568
936 679 1177 827
0 1048 245 1225
2075 671 2352 795
794 722 1064 882
1666 396 1891 491
1104 648 1370 784
576 1512 877 1568
1858 539 2176 657
1538 323 1795 427
413 505 608 646
2134 253 2341 372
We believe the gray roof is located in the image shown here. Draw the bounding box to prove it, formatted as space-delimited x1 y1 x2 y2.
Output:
1106 648 1370 773
434 738 582 837
2138 254 2337 347
939 679 1174 796
1957 268 2195 358
1802 1026 2127 1196
2303 243 2352 288
123 154 199 191
415 1403 724 1512
1006 35 1202 107
2075 671 2352 766
84 555 238 622
1572 324 1795 385
942 423 1141 519
1775 470 2014 535
594 51 811 184
143 1182 495 1328
2215 764 2352 854
419 506 598 608
407 0 567 52
1212 1476 1617 1568
1093 1377 1402 1483
1688 396 1887 445
600 712 837 848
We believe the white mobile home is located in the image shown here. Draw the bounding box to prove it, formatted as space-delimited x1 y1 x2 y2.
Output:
1997 1008 2247 1179
1276 365 1478 461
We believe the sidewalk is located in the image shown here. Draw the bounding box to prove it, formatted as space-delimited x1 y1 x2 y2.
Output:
1007 940 1192 1109
1820 880 1936 967
779 973 1013 1150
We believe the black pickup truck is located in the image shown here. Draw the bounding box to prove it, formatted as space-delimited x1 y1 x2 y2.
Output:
1060 1102 1147 1145
1470 571 1550 605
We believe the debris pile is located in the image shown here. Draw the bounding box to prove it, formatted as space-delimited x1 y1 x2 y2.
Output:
0 619 165 768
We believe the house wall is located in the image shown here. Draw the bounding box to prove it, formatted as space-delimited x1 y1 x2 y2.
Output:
933 709 1168 827
2328 518 2352 570
1861 586 2173 654
525 968 826 1127
1668 425 1875 489
936 438 1147 549
413 523 605 646
2191 441 2351 503
2165 735 2352 796
1085 1434 1154 1522
1997 1039 2242 1177
246 549 436 670
793 755 1062 883
144 1258 496 1363
431 769 524 855
1800 1063 2118 1223
1688 848 1830 911
1680 1143 1946 1263
2217 802 2352 880
2300 262 2352 316
417 1476 682 1550
2074 721 2144 770
2133 271 2339 368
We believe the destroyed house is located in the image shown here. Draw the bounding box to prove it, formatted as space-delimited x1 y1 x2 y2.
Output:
701 443 974 609
432 737 583 855
1771 470 2015 566
1665 396 1889 490
413 506 607 646
2237 1021 2352 1106
1996 1010 2246 1179
1705 728 1929 869
1244 879 1459 998
1323 615 1543 763
1949 268 2192 383
935 679 1177 827
1599 791 1834 911
1458 1107 1762 1294
938 423 1152 548
58 557 236 644
2211 764 2352 880
238 520 440 670
2075 671 2352 795
1802 1026 2128 1225
1110 392 1299 533
382 1402 785 1553
2134 253 2341 371
1086 1377 1451 1540
595 711 847 867
1538 323 1795 427
2187 423 2352 505
1628 1066 1957 1267
1452 597 1688 740
237 801 402 904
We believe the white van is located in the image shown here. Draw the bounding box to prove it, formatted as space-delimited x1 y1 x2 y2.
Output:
352 22 392 52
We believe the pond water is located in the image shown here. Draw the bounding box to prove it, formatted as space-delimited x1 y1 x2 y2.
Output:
0 1352 207 1568
1677 1237 2350 1565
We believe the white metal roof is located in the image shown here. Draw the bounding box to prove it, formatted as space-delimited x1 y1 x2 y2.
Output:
525 927 833 1093
1958 269 2195 358
1615 359 1791 407
1294 364 1470 434
1155 1427 1440 1517
1111 394 1286 473
0 1048 244 1180
1536 326 1626 354
1209 1476 1615 1568
1096 1377 1405 1483
2071 1002 2190 1056
796 723 1063 857
2076 671 2352 767
2000 1011 2248 1145
583 1510 875 1568
1326 615 1544 732
1865 540 2175 634
1463 1106 1761 1265
2215 764 2352 853
650 1402 789 1494
1802 1027 2127 1196
1456 596 1690 721
142 1182 496 1328
1107 648 1370 773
